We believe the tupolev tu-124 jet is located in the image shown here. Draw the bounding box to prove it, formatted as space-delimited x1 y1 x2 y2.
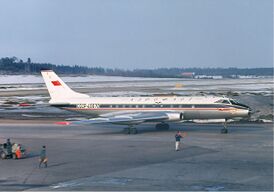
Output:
41 70 251 134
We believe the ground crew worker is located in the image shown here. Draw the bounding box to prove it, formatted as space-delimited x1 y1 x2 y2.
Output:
12 143 18 154
39 145 48 168
15 144 21 159
6 138 12 158
175 131 184 151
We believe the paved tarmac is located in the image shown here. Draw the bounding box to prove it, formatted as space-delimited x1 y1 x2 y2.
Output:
0 122 272 191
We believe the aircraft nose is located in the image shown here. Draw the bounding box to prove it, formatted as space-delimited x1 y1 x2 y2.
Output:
248 107 253 116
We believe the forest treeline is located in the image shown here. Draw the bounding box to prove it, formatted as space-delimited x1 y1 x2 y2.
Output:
0 57 273 77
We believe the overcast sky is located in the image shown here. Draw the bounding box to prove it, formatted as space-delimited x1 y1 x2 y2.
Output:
0 0 272 69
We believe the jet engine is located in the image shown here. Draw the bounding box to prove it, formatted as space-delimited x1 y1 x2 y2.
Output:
166 113 184 121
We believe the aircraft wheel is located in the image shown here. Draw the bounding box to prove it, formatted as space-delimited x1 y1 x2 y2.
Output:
124 128 130 134
0 152 6 159
130 128 138 134
156 123 169 130
221 128 228 134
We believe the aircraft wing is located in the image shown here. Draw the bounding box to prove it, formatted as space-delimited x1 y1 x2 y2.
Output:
56 112 174 126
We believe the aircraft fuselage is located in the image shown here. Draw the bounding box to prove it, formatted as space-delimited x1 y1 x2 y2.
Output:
50 96 250 121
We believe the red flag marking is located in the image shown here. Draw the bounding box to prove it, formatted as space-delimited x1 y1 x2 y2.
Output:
51 80 61 86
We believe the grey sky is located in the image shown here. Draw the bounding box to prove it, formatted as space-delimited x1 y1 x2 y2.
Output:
0 0 272 69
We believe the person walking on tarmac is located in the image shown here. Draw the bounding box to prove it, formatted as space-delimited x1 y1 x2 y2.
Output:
175 131 185 151
39 145 48 168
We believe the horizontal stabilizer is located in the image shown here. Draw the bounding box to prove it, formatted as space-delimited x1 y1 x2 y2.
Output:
55 121 71 125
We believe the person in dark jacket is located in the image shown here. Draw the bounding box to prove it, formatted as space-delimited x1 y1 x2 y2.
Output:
175 131 184 151
6 138 12 157
39 145 47 168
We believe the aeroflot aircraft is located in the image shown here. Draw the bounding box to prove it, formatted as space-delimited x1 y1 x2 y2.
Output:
41 70 251 134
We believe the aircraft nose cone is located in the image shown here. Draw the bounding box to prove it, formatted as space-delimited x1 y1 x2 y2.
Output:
248 108 253 116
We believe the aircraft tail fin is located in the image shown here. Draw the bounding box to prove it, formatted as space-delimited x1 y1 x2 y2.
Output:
41 70 89 102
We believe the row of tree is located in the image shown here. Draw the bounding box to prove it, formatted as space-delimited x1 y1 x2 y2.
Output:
0 57 273 77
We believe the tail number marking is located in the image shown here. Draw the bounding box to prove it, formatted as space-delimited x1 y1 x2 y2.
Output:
76 104 100 109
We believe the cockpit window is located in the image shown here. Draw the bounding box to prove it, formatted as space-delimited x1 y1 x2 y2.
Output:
215 99 231 104
222 100 230 104
215 99 249 108
229 99 239 105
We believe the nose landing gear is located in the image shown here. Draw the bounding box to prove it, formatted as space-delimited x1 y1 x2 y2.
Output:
221 119 228 134
124 126 138 134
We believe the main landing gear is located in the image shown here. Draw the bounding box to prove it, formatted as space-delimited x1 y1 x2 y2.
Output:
124 126 138 134
221 119 228 134
155 123 170 131
123 122 170 134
